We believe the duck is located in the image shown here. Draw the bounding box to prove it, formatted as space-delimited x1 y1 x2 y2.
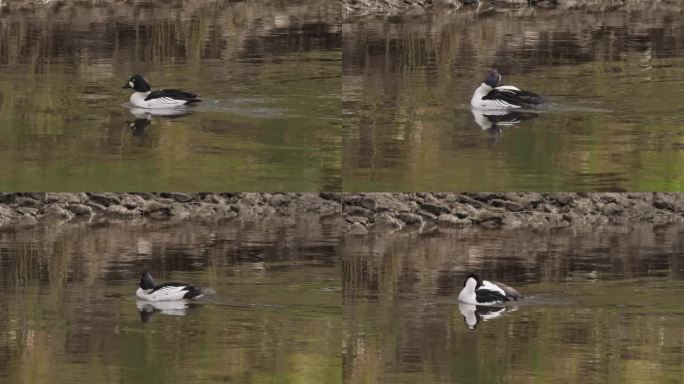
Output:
136 272 204 302
470 69 544 110
122 75 201 109
458 273 524 306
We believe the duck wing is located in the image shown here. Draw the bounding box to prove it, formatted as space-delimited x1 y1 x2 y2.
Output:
146 89 201 103
152 282 203 299
475 286 510 304
181 284 203 299
483 86 545 107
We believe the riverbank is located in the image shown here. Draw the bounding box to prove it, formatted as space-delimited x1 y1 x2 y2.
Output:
0 193 341 228
1 193 681 232
342 0 682 17
344 193 684 233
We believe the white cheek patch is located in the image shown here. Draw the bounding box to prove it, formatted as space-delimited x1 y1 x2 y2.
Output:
129 81 134 88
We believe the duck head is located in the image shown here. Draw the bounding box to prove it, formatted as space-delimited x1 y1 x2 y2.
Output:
122 75 151 92
463 273 483 291
140 272 156 292
484 69 502 88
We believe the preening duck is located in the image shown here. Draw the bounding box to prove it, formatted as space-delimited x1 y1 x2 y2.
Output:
470 69 544 110
136 272 204 302
458 273 524 306
122 75 201 109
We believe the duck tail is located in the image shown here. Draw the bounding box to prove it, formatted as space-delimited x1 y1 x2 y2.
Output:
183 285 204 299
492 281 524 300
518 90 546 106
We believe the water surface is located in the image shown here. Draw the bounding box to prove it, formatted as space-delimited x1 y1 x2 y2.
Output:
343 6 684 191
0 215 341 383
343 224 684 383
0 0 341 191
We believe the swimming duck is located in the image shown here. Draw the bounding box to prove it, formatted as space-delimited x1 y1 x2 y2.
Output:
470 69 544 109
122 75 201 109
136 272 204 301
458 273 524 306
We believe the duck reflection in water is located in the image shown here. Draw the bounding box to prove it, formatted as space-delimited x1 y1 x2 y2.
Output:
129 119 151 136
458 302 515 330
136 300 195 324
471 109 539 136
125 106 191 136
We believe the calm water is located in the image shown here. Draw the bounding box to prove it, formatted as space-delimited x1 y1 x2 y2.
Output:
343 224 684 383
343 6 684 191
0 0 341 191
0 216 341 383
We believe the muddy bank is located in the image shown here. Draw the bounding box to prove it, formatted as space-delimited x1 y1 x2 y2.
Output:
343 0 682 17
344 193 684 233
0 193 341 228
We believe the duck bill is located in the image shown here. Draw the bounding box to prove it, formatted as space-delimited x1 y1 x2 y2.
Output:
122 83 131 89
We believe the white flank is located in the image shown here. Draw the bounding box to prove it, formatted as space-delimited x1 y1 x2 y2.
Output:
129 92 188 109
136 286 191 301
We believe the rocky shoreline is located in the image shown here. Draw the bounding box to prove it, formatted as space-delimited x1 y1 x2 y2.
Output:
0 193 341 228
343 193 684 233
1 193 682 232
